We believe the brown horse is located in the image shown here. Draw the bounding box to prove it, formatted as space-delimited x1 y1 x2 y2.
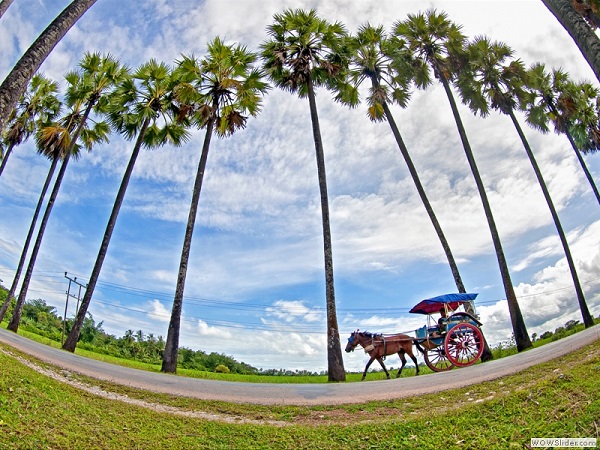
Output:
345 330 419 380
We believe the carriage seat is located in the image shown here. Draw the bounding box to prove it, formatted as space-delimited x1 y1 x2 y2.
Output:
415 325 441 339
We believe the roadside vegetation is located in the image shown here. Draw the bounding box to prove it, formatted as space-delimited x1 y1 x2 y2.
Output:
0 335 598 449
1 286 598 383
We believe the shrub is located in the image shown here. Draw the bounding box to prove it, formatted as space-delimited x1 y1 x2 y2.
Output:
214 364 230 374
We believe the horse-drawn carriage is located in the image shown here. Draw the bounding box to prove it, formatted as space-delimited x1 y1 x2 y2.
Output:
345 293 485 379
411 292 484 372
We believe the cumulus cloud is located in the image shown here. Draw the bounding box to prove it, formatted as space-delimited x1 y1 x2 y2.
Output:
1 0 599 372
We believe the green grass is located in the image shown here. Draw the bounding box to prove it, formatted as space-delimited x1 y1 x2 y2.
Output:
5 326 585 384
0 338 598 449
11 327 426 382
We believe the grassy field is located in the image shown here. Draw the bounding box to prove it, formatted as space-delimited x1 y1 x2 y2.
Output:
1 337 598 449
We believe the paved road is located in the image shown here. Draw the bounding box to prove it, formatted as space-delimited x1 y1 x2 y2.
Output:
1 325 598 405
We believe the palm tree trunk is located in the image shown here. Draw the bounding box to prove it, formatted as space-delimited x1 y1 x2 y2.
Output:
540 0 600 84
0 0 98 130
8 153 72 331
0 156 58 322
439 75 533 351
63 117 151 352
0 0 14 20
564 130 600 205
162 114 215 374
381 96 495 361
380 99 465 293
0 142 15 176
306 76 346 382
508 109 594 327
7 98 95 332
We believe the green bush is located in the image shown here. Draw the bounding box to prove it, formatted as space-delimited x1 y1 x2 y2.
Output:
214 364 230 373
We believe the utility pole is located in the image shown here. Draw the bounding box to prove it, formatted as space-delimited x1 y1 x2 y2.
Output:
62 272 87 346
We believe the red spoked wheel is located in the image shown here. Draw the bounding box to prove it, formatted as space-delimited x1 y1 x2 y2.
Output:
444 323 484 367
424 346 455 372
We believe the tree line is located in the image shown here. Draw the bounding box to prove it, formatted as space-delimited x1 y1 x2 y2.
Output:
0 286 263 374
0 5 599 382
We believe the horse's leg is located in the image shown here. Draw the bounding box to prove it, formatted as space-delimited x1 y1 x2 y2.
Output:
376 357 390 379
408 348 420 376
396 350 407 378
362 356 376 381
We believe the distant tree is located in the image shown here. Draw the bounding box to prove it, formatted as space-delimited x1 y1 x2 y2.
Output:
564 319 580 330
214 364 230 374
539 330 553 339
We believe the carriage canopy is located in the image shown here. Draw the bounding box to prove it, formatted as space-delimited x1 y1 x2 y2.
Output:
409 293 478 315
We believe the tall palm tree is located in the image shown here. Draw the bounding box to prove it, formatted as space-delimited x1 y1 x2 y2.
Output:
161 39 268 373
0 74 61 176
562 79 600 155
63 59 189 352
261 9 350 381
0 131 65 323
0 0 14 20
459 36 594 328
0 75 60 320
344 24 468 294
7 53 119 332
341 24 493 361
7 97 109 332
0 0 98 131
524 64 600 205
540 0 600 83
394 10 532 351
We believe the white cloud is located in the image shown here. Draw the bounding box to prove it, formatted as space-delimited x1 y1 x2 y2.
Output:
2 0 600 372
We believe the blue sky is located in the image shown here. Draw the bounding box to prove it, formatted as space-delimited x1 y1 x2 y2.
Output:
1 0 599 372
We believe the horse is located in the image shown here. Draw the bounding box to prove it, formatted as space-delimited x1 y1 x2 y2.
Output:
345 330 419 381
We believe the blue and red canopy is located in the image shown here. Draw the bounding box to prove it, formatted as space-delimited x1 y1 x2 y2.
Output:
409 293 478 315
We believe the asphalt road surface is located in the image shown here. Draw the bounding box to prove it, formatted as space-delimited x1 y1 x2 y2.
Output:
1 325 598 405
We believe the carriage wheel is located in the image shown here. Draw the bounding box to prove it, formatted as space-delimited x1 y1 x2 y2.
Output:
424 346 455 372
444 323 484 367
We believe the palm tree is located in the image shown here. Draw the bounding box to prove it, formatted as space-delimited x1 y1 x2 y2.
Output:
563 79 600 155
0 0 98 131
161 39 268 373
261 9 350 381
341 24 493 361
344 23 468 293
394 10 532 351
0 0 14 20
7 53 119 332
7 97 109 332
459 36 594 328
540 0 600 83
63 59 189 352
0 74 61 176
0 132 65 323
0 75 60 321
524 64 600 205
